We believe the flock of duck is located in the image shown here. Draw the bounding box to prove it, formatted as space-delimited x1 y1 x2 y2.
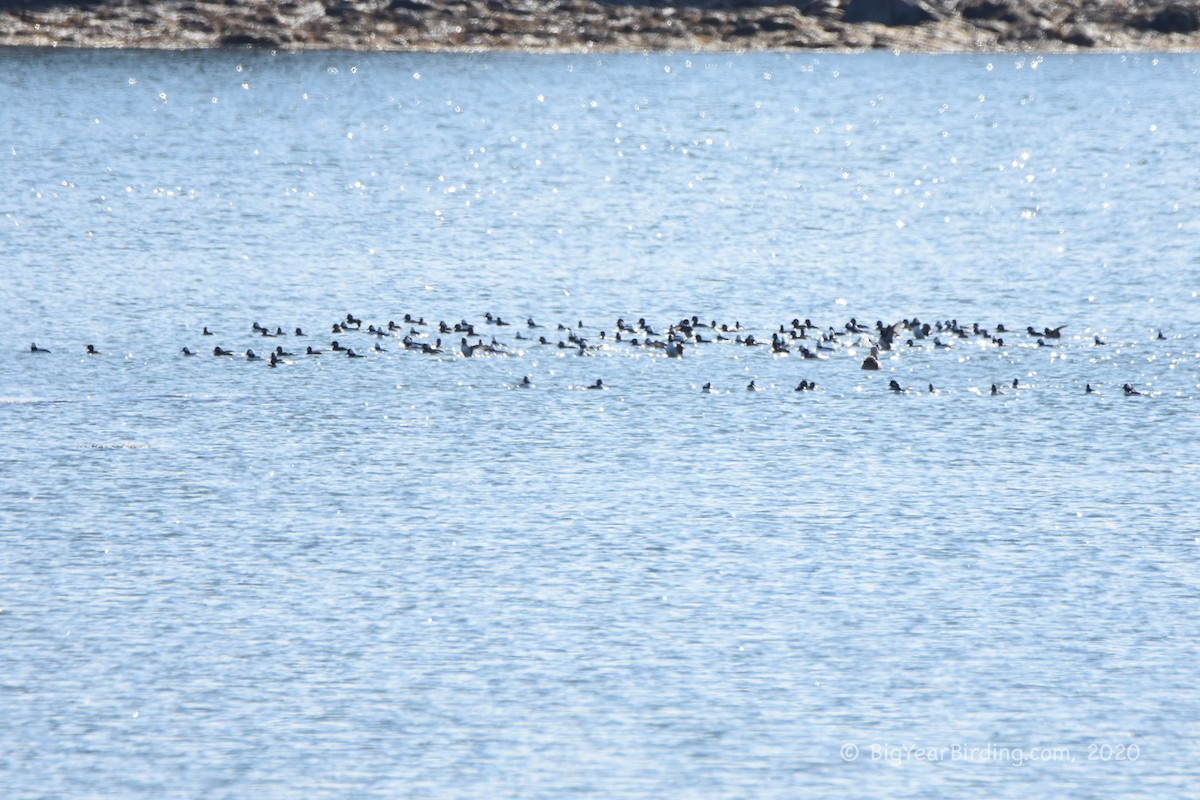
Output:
27 311 1175 396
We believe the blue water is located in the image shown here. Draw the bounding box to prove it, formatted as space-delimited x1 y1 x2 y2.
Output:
2 49 1199 797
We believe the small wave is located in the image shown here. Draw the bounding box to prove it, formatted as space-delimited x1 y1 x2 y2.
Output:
0 396 70 406
80 443 152 450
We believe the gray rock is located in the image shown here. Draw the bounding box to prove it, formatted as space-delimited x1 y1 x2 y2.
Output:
390 0 438 10
759 15 800 31
219 31 280 47
842 0 940 26
801 0 843 18
1144 4 1199 33
961 0 1022 23
1059 23 1097 46
0 0 1198 52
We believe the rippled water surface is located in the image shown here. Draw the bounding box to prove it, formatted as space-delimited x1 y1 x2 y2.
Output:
2 49 1199 797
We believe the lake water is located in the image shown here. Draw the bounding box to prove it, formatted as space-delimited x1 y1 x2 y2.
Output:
2 48 1199 797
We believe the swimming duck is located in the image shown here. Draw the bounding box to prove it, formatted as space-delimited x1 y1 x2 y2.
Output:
29 343 50 353
213 346 233 356
1123 383 1141 396
245 349 262 361
861 355 880 371
1028 324 1065 339
587 378 604 390
85 344 101 355
181 347 196 356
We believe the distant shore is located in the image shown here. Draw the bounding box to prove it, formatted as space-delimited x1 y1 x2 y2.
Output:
2 0 1199 52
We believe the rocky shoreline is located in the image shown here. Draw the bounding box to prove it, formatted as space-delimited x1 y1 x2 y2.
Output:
1 0 1198 52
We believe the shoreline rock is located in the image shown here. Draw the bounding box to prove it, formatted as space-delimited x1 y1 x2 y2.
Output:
0 0 1197 52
